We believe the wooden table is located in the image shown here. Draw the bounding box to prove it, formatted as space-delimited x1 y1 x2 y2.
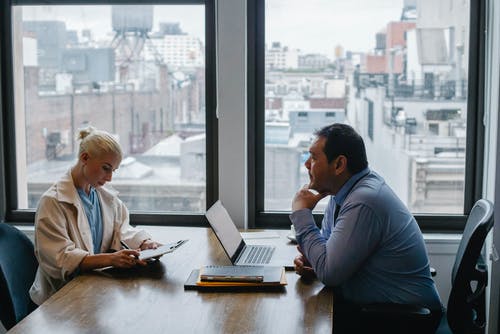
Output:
9 227 333 334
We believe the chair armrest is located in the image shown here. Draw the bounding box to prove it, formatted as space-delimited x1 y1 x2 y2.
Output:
360 303 432 317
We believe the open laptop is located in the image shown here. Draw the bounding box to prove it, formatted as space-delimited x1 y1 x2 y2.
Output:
205 200 293 269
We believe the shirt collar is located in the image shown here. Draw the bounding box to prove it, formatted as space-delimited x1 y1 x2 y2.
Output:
332 167 370 206
56 169 118 205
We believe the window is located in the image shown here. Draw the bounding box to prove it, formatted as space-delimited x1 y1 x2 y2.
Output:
1 1 216 224
249 0 484 229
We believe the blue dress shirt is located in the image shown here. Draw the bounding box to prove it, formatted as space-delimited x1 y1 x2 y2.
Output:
290 168 442 310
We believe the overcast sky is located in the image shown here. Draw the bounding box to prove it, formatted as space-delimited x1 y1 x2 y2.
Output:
266 0 404 55
22 1 403 55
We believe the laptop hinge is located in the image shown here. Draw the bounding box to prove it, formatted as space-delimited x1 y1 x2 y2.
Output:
231 240 246 263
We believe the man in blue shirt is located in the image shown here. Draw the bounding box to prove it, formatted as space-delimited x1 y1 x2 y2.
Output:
290 123 442 331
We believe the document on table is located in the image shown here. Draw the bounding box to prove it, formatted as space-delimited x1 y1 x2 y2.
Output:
139 239 188 260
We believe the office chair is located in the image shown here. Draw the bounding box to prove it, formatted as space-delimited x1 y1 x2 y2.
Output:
333 199 494 334
0 223 38 330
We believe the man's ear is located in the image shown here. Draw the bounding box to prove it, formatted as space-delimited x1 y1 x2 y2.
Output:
334 155 348 175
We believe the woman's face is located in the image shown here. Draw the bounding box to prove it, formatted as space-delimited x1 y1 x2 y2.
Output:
81 151 121 188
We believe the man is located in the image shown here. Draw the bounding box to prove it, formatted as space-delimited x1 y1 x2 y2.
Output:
290 123 442 330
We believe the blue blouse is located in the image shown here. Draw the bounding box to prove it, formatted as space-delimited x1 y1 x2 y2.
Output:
77 187 103 254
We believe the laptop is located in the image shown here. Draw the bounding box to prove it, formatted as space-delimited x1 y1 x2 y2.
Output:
205 200 293 269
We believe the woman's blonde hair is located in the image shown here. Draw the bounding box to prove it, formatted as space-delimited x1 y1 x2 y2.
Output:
77 126 123 160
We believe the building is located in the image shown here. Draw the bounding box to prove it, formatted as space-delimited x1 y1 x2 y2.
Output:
144 24 204 69
265 42 300 70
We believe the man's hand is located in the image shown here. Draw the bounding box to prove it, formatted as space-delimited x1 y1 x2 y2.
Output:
294 246 316 281
292 184 328 212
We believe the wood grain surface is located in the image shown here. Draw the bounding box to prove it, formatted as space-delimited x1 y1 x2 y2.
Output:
9 227 333 334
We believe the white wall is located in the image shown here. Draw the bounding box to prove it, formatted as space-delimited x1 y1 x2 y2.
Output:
425 235 460 305
217 0 248 228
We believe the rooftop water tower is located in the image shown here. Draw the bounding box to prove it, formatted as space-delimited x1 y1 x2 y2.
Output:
111 5 155 82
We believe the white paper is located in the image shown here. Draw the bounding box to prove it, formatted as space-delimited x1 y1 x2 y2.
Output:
138 240 188 260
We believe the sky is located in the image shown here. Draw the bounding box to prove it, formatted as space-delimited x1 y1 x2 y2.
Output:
21 1 404 56
266 0 404 55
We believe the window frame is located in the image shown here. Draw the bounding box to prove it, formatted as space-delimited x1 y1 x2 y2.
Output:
0 0 217 226
248 0 486 231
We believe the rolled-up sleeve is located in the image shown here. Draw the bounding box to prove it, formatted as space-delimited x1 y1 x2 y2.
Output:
291 202 382 287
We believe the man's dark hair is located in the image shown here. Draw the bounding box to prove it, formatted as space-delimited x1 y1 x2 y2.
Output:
314 123 368 174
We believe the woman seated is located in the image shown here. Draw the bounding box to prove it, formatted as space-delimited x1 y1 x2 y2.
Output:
30 127 160 305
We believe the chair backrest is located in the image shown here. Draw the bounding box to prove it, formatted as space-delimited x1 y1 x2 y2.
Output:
447 199 494 334
0 223 38 330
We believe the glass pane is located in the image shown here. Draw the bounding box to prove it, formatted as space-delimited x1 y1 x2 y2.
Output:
13 5 207 212
264 0 469 214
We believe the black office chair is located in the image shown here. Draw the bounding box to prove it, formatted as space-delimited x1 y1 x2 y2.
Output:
333 199 494 334
0 223 38 330
437 198 494 334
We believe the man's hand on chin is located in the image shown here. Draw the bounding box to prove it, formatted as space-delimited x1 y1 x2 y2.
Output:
292 184 329 212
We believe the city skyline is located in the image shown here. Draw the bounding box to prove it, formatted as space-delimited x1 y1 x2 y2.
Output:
266 0 404 55
21 5 206 44
21 1 406 57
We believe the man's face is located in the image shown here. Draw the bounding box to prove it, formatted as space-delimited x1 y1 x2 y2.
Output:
304 136 336 194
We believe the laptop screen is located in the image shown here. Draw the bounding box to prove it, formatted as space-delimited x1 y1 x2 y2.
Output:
205 200 243 258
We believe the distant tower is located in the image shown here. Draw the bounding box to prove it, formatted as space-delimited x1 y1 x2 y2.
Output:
110 5 157 82
334 44 344 60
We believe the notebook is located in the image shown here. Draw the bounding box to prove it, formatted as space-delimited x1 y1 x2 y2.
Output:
184 268 287 291
199 265 285 283
205 200 293 269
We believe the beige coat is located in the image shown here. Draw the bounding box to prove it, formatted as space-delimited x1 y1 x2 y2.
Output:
29 170 150 305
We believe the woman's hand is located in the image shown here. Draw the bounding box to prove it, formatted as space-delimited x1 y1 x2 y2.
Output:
140 239 161 250
110 249 147 268
80 249 147 271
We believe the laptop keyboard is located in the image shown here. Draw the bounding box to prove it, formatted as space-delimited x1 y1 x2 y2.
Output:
241 246 275 264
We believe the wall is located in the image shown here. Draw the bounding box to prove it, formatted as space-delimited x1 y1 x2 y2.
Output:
217 0 247 228
425 235 460 304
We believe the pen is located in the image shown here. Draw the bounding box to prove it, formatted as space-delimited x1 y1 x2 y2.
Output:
120 240 131 249
120 240 140 260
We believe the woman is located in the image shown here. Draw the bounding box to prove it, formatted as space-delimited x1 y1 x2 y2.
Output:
30 127 160 305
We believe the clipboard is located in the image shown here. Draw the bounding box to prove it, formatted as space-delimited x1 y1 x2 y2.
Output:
139 239 188 260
